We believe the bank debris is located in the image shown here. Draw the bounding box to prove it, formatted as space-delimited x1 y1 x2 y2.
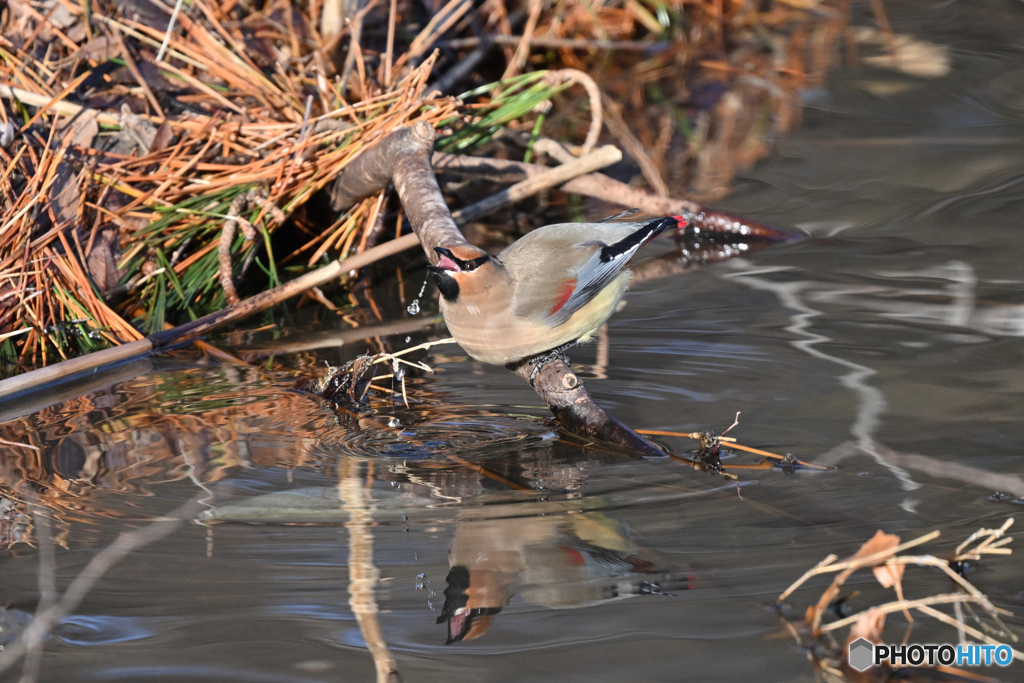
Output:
0 0 857 375
638 413 831 477
779 518 1021 681
298 337 456 410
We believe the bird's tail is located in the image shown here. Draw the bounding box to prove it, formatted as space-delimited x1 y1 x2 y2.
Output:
598 214 692 263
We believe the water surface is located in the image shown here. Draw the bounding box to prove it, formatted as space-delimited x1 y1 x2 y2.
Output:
2 1 1023 681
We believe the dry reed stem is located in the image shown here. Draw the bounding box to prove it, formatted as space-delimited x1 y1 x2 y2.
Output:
782 519 1019 663
778 530 941 604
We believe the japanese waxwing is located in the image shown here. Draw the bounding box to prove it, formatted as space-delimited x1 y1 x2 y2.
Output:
428 214 690 365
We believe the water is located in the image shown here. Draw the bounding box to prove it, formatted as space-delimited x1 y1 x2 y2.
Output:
406 276 430 316
2 2 1024 681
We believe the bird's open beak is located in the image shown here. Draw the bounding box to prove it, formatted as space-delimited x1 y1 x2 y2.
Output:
435 254 461 271
429 247 462 272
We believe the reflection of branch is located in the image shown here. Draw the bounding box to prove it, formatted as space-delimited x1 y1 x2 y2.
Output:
725 262 919 491
578 323 610 380
817 440 1024 498
340 470 400 683
0 497 203 677
235 316 440 361
20 499 56 683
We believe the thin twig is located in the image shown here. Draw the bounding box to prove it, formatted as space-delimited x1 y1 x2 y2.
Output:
544 70 603 154
155 0 187 62
503 0 542 79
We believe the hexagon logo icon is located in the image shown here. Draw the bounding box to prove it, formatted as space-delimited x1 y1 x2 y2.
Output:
848 637 875 672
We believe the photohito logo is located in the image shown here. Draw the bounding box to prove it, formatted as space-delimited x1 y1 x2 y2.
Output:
848 638 1014 672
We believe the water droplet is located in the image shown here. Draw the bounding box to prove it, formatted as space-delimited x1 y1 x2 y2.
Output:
406 300 420 315
405 336 411 343
388 417 401 428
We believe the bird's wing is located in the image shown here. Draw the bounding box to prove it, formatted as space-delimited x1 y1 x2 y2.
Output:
511 217 679 326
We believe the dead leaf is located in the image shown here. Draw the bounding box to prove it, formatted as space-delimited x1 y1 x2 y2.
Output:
76 36 116 63
150 121 174 152
846 607 886 645
49 166 83 225
66 22 87 44
87 229 124 292
118 103 157 153
808 530 902 634
0 122 17 149
852 530 900 563
42 0 78 29
872 559 904 589
61 110 99 149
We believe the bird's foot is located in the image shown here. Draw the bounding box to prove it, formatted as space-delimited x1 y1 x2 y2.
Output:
526 342 575 387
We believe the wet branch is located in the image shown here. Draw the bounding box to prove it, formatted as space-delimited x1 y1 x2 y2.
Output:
508 358 665 456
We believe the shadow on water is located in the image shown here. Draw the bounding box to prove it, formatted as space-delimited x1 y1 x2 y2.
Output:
3 1 1024 681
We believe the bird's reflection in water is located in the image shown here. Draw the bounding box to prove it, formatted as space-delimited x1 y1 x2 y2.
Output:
437 511 688 643
0 366 699 665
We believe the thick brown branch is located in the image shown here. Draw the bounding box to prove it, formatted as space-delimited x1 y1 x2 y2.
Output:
331 122 464 263
509 358 665 457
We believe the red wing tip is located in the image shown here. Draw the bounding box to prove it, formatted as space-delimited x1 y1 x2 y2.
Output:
549 278 577 315
670 215 689 228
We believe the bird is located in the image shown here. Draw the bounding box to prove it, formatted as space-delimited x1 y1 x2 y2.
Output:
427 213 690 366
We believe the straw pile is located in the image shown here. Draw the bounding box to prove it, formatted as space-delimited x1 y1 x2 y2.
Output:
0 0 850 375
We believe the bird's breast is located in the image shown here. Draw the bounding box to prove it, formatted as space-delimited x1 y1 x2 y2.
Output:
440 272 630 364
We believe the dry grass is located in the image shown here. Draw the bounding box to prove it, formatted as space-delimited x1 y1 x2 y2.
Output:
781 520 1021 680
0 0 855 375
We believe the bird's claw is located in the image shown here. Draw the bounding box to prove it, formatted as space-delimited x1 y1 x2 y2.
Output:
527 342 575 387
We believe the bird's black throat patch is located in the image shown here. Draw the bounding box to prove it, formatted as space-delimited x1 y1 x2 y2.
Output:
431 270 460 302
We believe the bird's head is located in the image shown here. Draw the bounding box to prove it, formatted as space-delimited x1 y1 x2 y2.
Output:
427 245 492 302
437 565 509 644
